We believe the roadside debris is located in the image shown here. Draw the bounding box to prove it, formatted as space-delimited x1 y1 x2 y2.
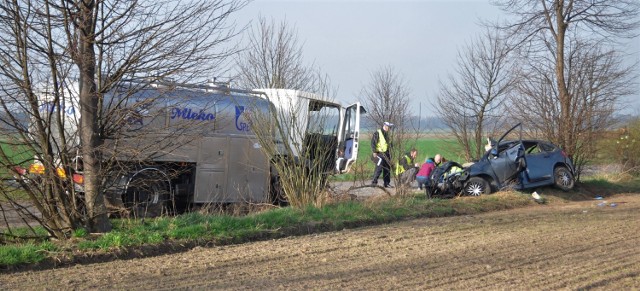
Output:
595 200 618 208
531 191 546 204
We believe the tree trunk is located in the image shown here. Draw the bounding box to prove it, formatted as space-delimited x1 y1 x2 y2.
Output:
77 2 112 233
554 1 572 157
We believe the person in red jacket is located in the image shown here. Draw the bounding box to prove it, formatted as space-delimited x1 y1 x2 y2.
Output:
416 157 436 190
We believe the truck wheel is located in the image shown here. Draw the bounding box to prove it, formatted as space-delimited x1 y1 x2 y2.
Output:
463 177 491 196
270 174 288 206
124 173 170 218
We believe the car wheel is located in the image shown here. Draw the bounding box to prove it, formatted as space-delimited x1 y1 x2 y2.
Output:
554 166 575 191
464 177 491 196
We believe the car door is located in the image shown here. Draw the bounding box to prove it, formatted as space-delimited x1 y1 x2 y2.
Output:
487 123 525 185
521 141 556 184
489 142 523 184
335 103 365 174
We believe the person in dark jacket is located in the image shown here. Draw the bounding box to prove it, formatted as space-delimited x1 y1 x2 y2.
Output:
371 121 393 187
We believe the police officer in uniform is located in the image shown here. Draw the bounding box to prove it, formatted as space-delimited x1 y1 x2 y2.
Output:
371 121 393 188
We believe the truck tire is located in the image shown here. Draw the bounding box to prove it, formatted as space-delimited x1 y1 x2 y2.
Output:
269 174 288 206
123 172 170 218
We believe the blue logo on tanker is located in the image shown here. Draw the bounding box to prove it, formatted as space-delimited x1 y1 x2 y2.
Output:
39 102 75 115
235 106 250 132
170 107 215 121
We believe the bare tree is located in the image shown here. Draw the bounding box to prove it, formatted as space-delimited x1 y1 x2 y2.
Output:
436 28 514 162
362 66 410 130
492 0 640 161
246 90 348 208
0 0 245 237
361 66 413 192
235 16 334 96
233 16 352 203
509 37 636 177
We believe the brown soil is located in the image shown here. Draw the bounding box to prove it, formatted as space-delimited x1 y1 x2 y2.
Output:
1 193 639 290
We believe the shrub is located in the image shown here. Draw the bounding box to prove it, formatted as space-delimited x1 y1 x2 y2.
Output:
615 117 640 174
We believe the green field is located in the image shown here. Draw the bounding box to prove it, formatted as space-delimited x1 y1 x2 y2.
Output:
0 138 33 177
357 138 467 164
0 138 32 201
336 137 469 181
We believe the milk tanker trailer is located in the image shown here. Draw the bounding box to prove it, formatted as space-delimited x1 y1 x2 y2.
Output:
25 81 364 216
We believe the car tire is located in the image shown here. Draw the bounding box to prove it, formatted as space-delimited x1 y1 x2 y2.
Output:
464 177 491 196
554 166 575 191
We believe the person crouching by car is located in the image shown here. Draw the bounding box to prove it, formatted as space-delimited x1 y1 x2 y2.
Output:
434 154 444 167
416 157 436 190
396 148 419 186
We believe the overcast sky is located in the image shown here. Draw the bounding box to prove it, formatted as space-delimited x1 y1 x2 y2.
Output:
231 0 640 117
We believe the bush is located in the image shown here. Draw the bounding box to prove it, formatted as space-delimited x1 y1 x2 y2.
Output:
615 117 640 174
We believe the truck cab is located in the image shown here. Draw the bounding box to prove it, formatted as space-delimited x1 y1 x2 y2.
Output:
254 89 364 175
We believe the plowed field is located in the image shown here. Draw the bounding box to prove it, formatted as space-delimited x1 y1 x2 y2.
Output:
2 193 639 290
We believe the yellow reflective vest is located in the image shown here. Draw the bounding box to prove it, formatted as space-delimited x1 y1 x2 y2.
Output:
395 154 412 175
374 129 388 153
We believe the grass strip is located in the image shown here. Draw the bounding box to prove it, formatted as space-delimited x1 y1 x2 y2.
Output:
0 190 536 269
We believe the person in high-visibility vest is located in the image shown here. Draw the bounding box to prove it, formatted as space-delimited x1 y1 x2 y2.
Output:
395 149 419 186
371 121 393 188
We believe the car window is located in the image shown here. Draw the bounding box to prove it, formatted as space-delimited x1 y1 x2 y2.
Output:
497 141 515 154
539 142 556 152
501 142 522 162
524 142 540 154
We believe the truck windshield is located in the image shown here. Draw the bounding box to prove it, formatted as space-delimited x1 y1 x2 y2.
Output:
307 102 340 136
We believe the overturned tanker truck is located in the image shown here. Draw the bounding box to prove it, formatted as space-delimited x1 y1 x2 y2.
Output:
31 81 365 217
